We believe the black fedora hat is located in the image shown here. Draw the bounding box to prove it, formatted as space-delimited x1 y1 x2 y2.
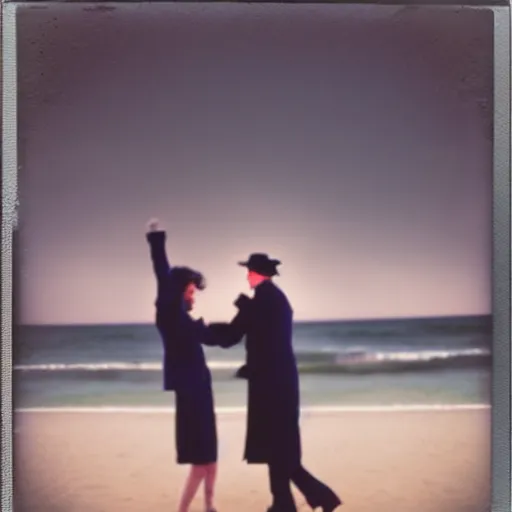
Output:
238 253 281 277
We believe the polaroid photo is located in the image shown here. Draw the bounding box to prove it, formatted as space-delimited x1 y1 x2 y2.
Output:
2 1 510 511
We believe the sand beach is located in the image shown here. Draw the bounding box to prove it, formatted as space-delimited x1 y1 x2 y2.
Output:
13 407 490 512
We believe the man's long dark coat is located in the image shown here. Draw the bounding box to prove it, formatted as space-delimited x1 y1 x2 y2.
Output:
213 280 302 467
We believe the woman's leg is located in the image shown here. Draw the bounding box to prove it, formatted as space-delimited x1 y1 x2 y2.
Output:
178 465 207 512
204 462 218 511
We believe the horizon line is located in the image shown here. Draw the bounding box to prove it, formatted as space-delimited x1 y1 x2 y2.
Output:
17 312 492 328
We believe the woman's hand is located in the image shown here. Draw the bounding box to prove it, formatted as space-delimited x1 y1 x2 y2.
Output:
147 218 161 232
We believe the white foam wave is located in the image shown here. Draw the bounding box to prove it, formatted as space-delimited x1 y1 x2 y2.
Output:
335 347 490 363
14 361 244 372
14 348 490 372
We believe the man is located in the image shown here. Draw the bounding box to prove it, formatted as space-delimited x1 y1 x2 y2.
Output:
211 253 342 512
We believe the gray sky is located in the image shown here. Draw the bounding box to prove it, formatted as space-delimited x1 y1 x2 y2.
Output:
16 4 493 325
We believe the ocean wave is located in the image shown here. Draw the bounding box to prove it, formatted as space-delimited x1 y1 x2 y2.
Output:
296 348 491 374
294 316 492 341
13 361 242 372
14 348 490 374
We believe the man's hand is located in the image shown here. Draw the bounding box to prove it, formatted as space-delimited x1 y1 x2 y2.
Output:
234 293 252 310
147 218 161 232
235 364 249 380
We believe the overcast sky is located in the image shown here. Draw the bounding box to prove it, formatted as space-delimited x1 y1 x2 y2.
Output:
16 3 493 325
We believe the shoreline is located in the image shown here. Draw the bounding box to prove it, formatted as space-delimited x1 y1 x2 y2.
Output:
15 403 491 414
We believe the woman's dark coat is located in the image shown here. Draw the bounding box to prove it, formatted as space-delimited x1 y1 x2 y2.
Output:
211 280 302 467
147 230 227 464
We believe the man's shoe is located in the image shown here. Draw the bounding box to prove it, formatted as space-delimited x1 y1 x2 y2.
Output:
267 505 297 512
319 494 342 512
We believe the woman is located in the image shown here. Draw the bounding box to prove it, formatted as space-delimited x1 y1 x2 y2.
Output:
146 218 231 512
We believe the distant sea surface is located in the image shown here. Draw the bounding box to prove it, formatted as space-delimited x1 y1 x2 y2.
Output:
14 315 491 409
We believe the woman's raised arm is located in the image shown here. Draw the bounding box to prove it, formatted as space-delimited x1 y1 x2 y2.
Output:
146 218 171 282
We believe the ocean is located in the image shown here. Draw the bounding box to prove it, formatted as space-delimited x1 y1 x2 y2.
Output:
13 315 491 409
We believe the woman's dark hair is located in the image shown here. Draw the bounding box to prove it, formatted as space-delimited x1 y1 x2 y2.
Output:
168 266 206 298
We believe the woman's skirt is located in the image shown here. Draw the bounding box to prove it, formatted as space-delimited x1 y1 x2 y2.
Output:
174 380 218 465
